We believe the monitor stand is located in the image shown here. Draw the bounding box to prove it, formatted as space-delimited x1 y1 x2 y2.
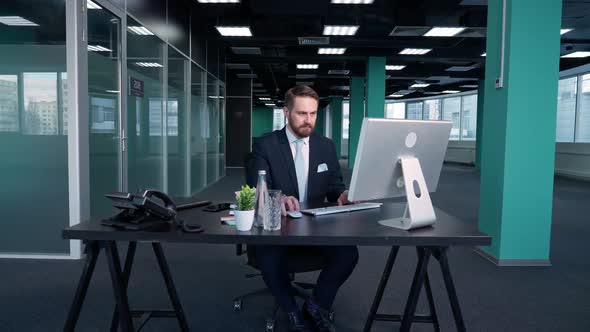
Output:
378 156 436 230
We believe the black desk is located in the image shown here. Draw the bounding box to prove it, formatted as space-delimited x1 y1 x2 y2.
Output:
63 203 490 332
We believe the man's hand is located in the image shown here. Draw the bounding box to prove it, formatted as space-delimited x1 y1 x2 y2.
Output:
281 196 301 216
337 190 359 206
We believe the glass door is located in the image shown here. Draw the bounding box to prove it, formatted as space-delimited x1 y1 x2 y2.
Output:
87 1 124 218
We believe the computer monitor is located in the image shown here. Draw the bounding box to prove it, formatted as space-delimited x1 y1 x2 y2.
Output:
348 118 452 230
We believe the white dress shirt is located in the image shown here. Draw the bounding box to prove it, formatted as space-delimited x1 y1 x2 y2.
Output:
285 126 309 201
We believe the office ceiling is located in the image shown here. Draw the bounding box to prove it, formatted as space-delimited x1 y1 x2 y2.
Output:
197 0 590 105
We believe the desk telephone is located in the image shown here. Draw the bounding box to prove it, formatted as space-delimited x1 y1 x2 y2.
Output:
102 189 208 233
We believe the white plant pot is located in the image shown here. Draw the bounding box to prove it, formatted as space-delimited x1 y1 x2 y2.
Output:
235 210 255 231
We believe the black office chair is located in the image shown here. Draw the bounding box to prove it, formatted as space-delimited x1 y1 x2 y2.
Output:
234 151 334 332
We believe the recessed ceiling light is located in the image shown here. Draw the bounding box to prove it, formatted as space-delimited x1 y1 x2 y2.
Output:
265 103 275 106
128 26 153 35
135 62 163 68
0 16 39 26
198 0 240 3
208 96 225 99
323 25 359 36
410 83 430 88
399 48 431 55
216 26 252 37
424 27 466 37
297 64 319 69
88 45 111 52
460 84 478 88
385 65 406 71
318 48 346 54
87 0 102 9
442 90 460 94
259 97 271 101
389 94 404 97
561 51 590 58
481 52 486 57
560 28 573 35
331 0 374 4
105 90 119 93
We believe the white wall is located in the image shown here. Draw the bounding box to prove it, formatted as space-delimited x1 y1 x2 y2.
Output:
444 141 590 181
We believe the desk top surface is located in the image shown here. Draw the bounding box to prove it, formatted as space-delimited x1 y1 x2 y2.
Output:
64 203 490 247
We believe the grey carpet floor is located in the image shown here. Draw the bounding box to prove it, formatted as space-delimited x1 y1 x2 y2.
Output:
1 164 589 332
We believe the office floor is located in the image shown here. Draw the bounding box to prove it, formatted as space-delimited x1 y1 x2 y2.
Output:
1 164 589 332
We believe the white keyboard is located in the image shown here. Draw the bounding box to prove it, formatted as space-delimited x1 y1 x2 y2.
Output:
301 202 383 216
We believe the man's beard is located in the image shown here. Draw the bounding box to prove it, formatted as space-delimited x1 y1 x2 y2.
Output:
290 119 314 137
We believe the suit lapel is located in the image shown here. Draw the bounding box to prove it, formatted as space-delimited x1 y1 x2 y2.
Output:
278 128 299 196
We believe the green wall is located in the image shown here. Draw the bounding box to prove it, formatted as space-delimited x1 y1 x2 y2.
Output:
252 106 274 137
348 76 365 168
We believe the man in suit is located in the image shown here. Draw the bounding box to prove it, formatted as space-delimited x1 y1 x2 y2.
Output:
246 85 358 332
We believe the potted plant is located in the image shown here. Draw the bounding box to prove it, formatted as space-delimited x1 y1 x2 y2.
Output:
235 185 256 231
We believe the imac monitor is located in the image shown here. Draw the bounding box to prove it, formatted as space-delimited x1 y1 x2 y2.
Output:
348 118 452 229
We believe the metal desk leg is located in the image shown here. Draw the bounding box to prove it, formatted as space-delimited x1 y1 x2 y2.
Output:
436 247 466 332
63 241 100 332
105 241 134 332
421 251 440 332
399 247 432 332
362 246 400 332
152 243 190 332
110 241 138 332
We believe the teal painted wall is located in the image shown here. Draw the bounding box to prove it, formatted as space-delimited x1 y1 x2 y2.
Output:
479 0 561 261
330 97 343 159
348 76 365 168
365 57 385 118
252 106 274 137
316 106 326 136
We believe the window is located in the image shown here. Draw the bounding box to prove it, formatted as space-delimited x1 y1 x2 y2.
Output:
385 102 405 119
443 97 461 140
575 74 590 142
23 73 58 135
90 97 116 133
424 99 441 120
342 101 349 139
407 102 423 120
149 98 163 136
461 95 477 140
556 77 577 142
272 108 285 130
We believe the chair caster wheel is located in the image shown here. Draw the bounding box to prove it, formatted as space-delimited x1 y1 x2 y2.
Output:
265 318 275 332
233 299 243 312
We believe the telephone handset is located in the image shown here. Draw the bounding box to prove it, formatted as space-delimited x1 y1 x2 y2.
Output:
102 189 205 232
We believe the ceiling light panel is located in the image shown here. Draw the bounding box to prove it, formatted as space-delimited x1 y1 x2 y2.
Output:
445 66 474 72
389 94 404 97
87 0 102 9
88 45 112 52
410 83 430 88
128 26 153 35
442 90 460 94
297 64 319 69
424 27 467 37
561 51 590 58
399 48 431 55
216 26 252 37
135 62 163 67
331 0 374 4
386 65 406 71
323 25 359 36
318 48 346 54
560 28 573 35
0 16 39 26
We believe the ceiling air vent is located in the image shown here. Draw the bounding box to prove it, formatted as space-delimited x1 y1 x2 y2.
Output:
298 37 330 45
328 69 350 75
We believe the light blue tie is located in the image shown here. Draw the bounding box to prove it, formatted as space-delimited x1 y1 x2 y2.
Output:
294 139 306 203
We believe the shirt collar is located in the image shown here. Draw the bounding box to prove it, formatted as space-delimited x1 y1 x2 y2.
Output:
285 125 309 145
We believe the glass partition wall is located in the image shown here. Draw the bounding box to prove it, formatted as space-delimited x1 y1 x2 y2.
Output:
0 0 225 257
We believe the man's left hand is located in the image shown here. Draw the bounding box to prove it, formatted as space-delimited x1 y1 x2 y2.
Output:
337 190 359 206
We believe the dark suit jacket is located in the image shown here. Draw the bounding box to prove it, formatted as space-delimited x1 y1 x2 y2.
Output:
246 127 346 205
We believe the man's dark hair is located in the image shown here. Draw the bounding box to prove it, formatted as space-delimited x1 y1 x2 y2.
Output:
284 85 319 110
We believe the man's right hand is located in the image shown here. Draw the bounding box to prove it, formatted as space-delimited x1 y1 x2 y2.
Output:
281 196 300 216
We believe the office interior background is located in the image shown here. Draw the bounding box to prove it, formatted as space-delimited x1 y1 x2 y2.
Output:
1 0 590 331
